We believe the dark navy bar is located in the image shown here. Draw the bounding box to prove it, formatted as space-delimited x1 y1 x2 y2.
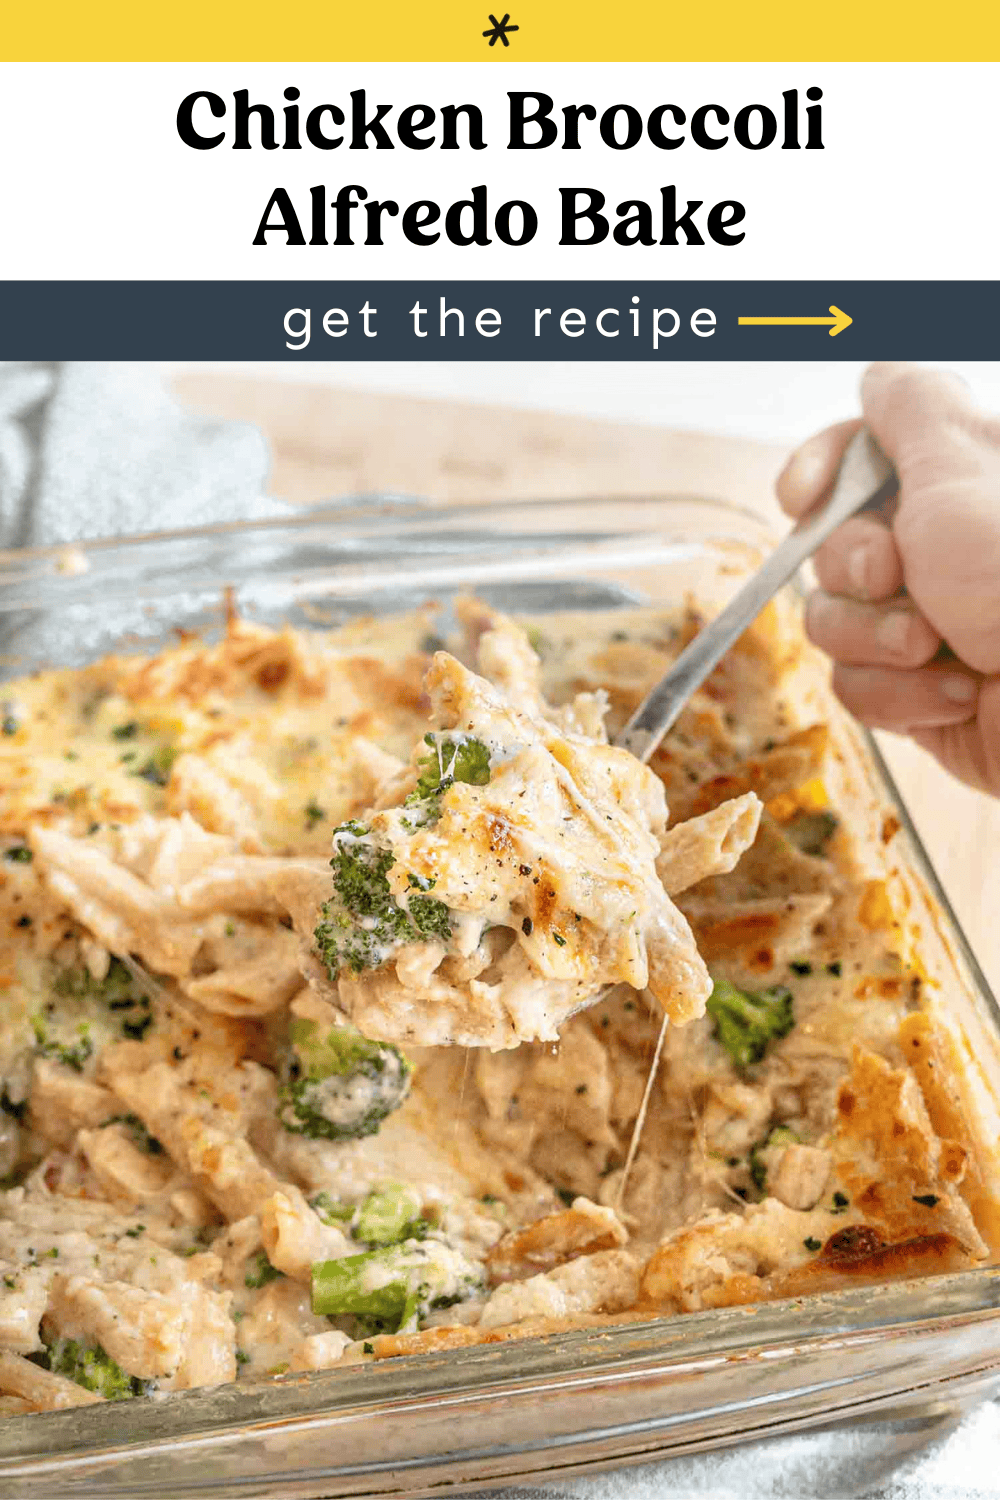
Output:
0 282 997 359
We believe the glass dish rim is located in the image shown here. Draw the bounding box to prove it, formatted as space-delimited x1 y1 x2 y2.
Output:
0 491 775 561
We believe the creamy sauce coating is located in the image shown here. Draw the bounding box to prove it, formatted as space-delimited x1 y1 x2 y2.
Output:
0 597 991 1408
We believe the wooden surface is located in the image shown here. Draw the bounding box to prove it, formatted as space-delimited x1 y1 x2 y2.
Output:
173 371 1000 999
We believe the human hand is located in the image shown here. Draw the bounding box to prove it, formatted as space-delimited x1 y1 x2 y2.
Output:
777 362 1000 795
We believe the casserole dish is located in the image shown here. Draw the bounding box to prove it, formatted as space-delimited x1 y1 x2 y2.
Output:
0 493 999 1497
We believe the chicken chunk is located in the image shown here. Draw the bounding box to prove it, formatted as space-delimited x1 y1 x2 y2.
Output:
768 1143 831 1211
479 1247 638 1328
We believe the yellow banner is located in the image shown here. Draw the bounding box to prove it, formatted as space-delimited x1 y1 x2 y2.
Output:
6 0 998 60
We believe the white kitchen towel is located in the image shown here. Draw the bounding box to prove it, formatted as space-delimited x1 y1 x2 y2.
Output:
0 361 273 549
461 1397 1000 1500
0 361 287 666
0 361 996 1500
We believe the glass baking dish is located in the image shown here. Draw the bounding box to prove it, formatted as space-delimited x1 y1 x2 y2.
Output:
2 493 1000 1498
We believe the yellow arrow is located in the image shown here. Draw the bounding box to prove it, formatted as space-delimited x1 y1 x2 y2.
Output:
738 305 853 337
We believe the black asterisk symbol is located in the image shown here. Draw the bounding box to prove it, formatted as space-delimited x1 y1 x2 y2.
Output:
483 12 519 45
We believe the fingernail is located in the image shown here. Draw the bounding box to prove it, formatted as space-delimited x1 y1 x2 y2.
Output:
876 611 911 655
941 675 978 705
805 590 831 637
782 445 827 501
847 545 870 595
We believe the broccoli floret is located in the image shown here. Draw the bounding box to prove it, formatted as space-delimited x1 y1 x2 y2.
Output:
278 1020 412 1140
310 1241 483 1334
329 830 399 922
313 739 491 978
354 1184 434 1246
53 957 154 1042
244 1250 284 1289
400 734 491 831
310 1191 356 1227
45 1338 151 1400
129 744 178 788
31 1015 93 1073
54 958 134 1005
706 979 794 1069
405 884 454 943
408 734 491 805
310 1183 434 1243
27 960 150 1080
314 824 454 978
784 809 839 857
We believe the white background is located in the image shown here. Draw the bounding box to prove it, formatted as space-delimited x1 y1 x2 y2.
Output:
2 61 999 280
6 61 999 445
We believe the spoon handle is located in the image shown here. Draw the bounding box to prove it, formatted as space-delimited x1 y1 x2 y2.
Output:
615 429 898 764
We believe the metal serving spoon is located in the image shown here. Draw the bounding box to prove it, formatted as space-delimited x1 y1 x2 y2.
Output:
609 428 896 1199
614 428 898 764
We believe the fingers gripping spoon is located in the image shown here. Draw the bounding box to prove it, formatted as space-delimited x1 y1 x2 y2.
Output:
614 428 898 765
613 428 898 1205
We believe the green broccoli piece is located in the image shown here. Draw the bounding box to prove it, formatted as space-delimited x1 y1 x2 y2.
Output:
313 739 490 978
54 957 134 1005
244 1250 284 1290
706 979 794 1069
31 1015 93 1073
784 809 839 857
354 1183 434 1246
304 798 326 829
278 1020 412 1141
310 1191 356 1227
129 744 178 788
45 1338 151 1400
314 824 454 977
311 1241 483 1334
408 734 491 805
405 881 454 943
310 1249 414 1332
53 957 154 1042
328 828 398 922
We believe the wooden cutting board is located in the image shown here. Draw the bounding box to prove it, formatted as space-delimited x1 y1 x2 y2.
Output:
173 371 1000 999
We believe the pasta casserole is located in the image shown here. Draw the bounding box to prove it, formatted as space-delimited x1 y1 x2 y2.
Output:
0 588 996 1414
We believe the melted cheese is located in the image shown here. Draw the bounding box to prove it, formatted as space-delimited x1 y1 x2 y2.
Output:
0 595 993 1409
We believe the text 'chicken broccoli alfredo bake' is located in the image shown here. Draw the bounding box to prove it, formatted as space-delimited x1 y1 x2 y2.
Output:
0 592 998 1414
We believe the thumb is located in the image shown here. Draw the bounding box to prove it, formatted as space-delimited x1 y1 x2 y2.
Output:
861 363 1000 673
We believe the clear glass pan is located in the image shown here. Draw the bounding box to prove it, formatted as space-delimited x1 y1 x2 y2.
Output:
2 494 999 1497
